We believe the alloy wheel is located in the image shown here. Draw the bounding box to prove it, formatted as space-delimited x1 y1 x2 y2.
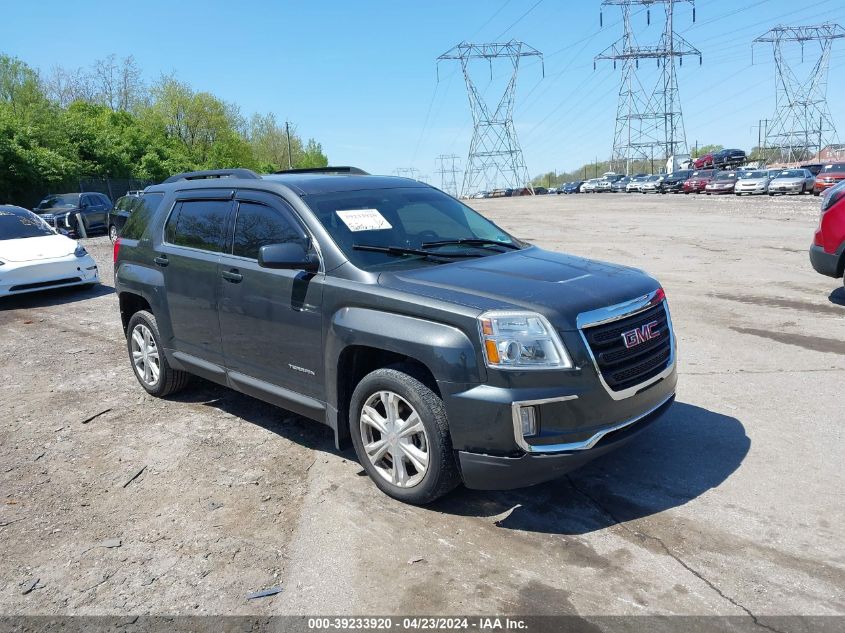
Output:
360 390 429 488
130 323 160 387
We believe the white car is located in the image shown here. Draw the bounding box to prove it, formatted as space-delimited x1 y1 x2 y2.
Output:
0 205 100 297
581 178 601 193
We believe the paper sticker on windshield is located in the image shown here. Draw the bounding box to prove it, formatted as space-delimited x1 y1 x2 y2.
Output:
336 209 392 232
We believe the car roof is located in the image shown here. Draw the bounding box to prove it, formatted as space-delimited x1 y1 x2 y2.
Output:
0 205 31 215
146 173 429 197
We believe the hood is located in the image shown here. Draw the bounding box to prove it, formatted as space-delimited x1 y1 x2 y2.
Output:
772 178 804 185
737 178 768 185
0 234 76 262
35 206 78 215
377 247 659 331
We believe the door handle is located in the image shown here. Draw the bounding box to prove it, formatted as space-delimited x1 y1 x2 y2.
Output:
154 255 169 267
221 269 243 283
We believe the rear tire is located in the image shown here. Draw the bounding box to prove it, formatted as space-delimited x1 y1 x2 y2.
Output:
349 367 460 504
126 310 190 397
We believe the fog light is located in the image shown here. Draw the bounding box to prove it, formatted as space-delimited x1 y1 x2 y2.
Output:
519 406 537 437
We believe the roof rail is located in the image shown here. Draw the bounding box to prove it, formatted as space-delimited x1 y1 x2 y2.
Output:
274 166 370 176
162 169 261 184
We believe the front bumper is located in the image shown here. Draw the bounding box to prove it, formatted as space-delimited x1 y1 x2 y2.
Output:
459 394 674 489
769 184 804 194
0 255 99 297
810 243 843 278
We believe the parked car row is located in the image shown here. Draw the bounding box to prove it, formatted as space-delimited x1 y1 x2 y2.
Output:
29 189 143 242
554 163 845 197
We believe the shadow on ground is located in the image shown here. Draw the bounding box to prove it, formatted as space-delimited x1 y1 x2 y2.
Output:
430 402 749 535
829 286 845 307
0 282 113 310
170 383 748 536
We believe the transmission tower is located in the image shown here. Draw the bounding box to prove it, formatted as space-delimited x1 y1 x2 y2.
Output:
435 154 461 197
394 167 421 180
595 0 701 174
437 41 543 196
753 24 845 164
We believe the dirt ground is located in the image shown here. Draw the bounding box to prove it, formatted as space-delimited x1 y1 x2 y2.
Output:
1 191 843 619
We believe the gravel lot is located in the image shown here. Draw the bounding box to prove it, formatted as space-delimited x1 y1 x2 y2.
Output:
1 191 843 619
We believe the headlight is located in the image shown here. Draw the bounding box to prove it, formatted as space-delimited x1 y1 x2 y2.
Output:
478 311 573 370
74 244 88 257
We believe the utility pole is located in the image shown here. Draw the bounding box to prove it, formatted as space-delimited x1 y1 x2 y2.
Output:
437 41 543 196
753 24 845 163
285 121 293 169
596 0 700 171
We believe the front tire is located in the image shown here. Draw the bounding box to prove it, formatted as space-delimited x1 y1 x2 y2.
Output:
126 310 190 397
349 367 460 504
109 224 118 242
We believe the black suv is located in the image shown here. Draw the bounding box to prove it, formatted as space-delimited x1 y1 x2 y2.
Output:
114 168 677 504
659 170 693 193
33 192 113 236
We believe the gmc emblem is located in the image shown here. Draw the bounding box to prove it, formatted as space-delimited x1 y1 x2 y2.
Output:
622 321 660 349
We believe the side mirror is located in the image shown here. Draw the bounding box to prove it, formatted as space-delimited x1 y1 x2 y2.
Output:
258 242 318 272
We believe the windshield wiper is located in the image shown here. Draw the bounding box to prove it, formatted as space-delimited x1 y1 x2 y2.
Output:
420 238 520 250
352 244 483 258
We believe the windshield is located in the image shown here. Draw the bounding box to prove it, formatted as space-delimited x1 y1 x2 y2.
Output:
35 194 80 210
822 164 845 173
305 187 520 271
0 209 55 240
739 170 766 179
715 171 737 180
775 170 803 178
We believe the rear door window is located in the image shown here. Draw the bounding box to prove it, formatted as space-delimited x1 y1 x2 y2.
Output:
166 200 230 252
121 193 165 240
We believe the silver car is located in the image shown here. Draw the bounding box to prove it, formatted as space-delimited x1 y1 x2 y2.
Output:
768 169 815 195
639 175 662 193
626 176 647 192
734 169 771 195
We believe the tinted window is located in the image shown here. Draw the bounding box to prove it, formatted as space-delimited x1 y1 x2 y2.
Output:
0 208 55 240
36 194 79 209
232 202 303 259
121 192 165 240
822 164 845 173
166 200 230 252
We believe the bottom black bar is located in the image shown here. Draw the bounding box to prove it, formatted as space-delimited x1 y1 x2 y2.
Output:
0 616 842 633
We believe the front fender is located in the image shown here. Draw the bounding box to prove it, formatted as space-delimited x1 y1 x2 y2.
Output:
325 307 484 406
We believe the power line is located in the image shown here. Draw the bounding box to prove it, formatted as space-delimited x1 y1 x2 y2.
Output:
494 0 544 41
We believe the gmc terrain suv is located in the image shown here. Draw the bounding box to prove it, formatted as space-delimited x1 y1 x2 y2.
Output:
114 168 677 504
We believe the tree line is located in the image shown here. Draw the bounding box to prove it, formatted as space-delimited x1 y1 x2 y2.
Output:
0 53 328 205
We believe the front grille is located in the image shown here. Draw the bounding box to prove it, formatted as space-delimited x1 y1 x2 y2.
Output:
582 302 673 392
10 277 81 292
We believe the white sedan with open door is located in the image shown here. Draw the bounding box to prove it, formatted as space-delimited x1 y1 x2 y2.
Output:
0 205 100 297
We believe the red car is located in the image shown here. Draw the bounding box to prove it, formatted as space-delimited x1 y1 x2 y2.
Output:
682 169 716 193
813 162 845 195
693 153 714 169
811 179 845 279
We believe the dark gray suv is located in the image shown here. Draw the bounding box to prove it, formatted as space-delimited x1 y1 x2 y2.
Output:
114 168 677 504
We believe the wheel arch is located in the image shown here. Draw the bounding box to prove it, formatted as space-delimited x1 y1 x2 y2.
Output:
325 308 484 449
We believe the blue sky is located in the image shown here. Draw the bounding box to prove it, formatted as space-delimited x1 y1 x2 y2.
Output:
4 0 845 182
